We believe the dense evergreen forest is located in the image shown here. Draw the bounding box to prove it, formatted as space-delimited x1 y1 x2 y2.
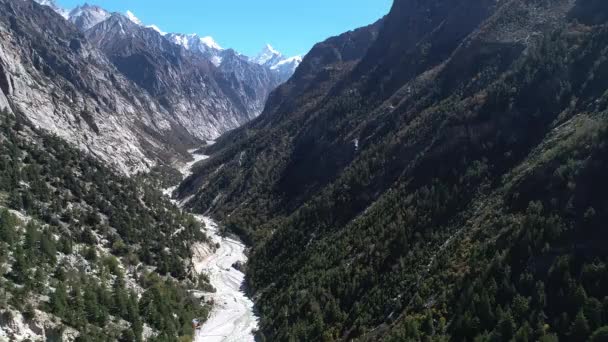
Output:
0 109 212 341
178 1 608 341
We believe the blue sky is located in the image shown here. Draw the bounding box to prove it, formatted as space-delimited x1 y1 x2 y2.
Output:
55 0 392 57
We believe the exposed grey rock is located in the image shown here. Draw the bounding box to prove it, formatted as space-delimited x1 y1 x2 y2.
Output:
85 14 256 138
0 0 197 173
68 3 110 31
2 0 284 174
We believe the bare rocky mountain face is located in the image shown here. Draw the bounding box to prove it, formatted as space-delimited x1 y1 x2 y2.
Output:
216 48 283 117
50 0 302 125
67 3 110 31
1 0 301 174
167 34 302 84
85 14 256 140
0 0 195 174
165 34 300 116
252 44 303 83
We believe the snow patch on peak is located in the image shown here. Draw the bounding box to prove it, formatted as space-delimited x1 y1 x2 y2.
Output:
270 55 303 70
252 44 302 79
33 0 69 19
253 43 281 65
168 34 190 49
123 10 167 35
125 10 142 25
264 43 279 55
68 4 110 30
167 33 223 51
166 33 224 55
147 24 167 36
200 36 223 50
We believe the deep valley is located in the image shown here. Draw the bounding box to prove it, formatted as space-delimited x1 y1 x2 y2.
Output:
4 0 608 341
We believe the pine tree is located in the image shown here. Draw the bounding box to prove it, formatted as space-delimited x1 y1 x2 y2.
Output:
498 310 515 340
33 267 46 291
11 245 30 285
570 310 591 341
422 309 435 336
50 282 68 318
112 277 129 319
128 293 144 342
84 283 107 325
8 189 22 210
0 209 17 244
514 322 532 342
58 236 73 255
23 221 41 261
40 230 57 265
573 285 588 312
119 329 136 342
69 285 86 328
591 326 608 342
586 298 603 330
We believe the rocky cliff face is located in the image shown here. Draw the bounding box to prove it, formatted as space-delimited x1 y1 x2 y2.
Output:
67 3 110 31
252 44 303 83
165 34 294 116
1 0 290 173
165 33 225 66
86 14 254 140
0 0 198 173
217 48 282 118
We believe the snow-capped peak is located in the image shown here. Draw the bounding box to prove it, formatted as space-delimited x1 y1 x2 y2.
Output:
33 0 69 19
270 55 303 70
148 25 167 36
123 10 168 35
200 36 222 50
264 44 279 56
252 44 301 76
68 4 110 30
253 43 282 65
167 33 223 52
125 10 142 25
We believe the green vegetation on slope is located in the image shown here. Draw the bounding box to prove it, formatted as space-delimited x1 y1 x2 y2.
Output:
0 110 211 341
179 1 608 341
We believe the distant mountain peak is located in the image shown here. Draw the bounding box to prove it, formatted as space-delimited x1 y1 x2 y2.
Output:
264 43 280 55
252 44 302 80
148 24 167 35
125 10 142 25
31 0 300 83
270 55 303 70
122 9 169 36
68 3 110 30
167 33 223 51
201 36 223 50
33 0 69 19
254 44 282 65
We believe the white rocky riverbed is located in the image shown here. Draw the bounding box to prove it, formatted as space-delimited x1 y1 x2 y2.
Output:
166 149 259 342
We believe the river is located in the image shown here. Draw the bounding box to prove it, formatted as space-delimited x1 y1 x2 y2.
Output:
164 149 259 342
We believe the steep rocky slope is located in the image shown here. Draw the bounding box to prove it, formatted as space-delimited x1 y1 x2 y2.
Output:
0 109 213 341
165 34 297 115
1 0 285 174
0 0 199 173
217 48 282 117
68 3 109 31
252 44 303 83
179 0 608 340
86 14 255 140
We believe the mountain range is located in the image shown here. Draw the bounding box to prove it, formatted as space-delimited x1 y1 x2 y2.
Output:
4 0 608 341
45 1 302 82
0 0 301 173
